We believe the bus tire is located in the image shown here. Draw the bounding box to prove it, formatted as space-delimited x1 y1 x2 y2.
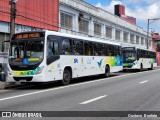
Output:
104 66 110 78
139 63 143 72
61 69 71 85
123 69 127 72
149 64 153 70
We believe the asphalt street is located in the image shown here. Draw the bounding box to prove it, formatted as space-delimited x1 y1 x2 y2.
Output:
0 68 160 120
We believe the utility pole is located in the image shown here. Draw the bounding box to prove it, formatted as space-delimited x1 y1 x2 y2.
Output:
147 19 149 49
147 18 160 49
10 0 16 39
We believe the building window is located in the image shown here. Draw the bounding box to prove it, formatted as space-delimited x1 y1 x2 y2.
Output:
0 33 10 51
94 23 101 36
141 38 144 45
136 36 139 44
115 30 121 40
79 19 89 33
106 26 112 38
123 32 128 42
145 38 147 46
60 12 73 29
130 34 134 44
149 40 152 47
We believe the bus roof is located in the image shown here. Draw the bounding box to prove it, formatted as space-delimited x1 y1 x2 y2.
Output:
12 30 120 46
45 30 121 46
122 46 156 52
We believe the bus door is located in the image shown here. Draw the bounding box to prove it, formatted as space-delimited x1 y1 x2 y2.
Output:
46 36 60 81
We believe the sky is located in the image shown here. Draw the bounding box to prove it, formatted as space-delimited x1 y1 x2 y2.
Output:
84 0 160 33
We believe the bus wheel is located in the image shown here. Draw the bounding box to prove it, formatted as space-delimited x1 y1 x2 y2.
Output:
123 69 126 72
139 64 143 72
149 64 153 70
61 69 71 85
105 66 110 78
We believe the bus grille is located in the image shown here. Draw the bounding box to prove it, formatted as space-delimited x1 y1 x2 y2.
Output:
13 77 33 82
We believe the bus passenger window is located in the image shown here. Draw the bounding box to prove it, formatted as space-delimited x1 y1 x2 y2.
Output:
73 40 83 55
84 42 93 56
87 49 91 55
61 38 72 55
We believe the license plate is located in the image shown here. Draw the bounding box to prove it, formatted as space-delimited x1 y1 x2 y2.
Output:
19 79 26 82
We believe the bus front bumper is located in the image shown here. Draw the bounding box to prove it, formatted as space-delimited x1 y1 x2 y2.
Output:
6 74 47 83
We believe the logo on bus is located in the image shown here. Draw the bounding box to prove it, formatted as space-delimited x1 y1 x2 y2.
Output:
74 58 78 63
23 59 28 65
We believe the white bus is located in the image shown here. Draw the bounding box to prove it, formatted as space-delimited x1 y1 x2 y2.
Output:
7 31 123 85
122 47 157 71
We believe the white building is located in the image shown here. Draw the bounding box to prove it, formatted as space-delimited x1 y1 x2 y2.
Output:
59 0 152 49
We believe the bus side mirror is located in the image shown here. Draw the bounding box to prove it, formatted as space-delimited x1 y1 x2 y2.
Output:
0 72 6 82
2 40 10 52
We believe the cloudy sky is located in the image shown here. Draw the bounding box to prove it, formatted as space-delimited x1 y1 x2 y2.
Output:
84 0 160 33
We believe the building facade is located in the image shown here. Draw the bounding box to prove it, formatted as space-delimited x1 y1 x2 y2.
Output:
152 33 160 65
0 0 152 52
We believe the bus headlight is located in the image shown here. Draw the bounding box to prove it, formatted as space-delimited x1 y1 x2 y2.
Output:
36 66 44 74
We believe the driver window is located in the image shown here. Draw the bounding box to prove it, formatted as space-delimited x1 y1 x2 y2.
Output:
53 42 59 55
47 40 59 58
47 41 53 58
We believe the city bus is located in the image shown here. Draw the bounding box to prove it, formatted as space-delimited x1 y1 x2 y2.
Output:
7 31 123 85
122 47 157 71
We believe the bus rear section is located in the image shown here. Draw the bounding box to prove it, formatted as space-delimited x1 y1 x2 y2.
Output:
122 47 157 71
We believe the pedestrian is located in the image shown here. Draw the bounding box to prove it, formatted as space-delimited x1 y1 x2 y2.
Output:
0 63 3 72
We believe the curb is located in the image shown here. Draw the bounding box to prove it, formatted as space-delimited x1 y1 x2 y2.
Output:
0 82 21 89
0 82 6 89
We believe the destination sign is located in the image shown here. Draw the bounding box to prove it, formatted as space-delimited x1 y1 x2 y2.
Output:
12 32 45 40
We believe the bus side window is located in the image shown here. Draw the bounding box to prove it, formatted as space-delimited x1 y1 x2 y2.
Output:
84 41 93 56
61 38 72 55
73 39 83 55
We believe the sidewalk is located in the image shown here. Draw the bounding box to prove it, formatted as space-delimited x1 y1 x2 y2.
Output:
0 81 21 90
0 81 5 89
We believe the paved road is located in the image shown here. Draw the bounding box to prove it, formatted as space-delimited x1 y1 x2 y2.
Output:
0 68 160 120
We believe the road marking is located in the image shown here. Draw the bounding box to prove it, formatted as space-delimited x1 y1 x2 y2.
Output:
0 69 159 102
80 95 107 104
140 80 148 84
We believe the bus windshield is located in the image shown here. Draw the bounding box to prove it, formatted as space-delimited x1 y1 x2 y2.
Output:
9 39 44 66
123 51 136 61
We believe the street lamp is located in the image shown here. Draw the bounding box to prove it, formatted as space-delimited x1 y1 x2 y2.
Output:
147 18 160 49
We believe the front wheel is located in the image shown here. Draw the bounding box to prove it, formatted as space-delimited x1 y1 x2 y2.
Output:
61 69 71 85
